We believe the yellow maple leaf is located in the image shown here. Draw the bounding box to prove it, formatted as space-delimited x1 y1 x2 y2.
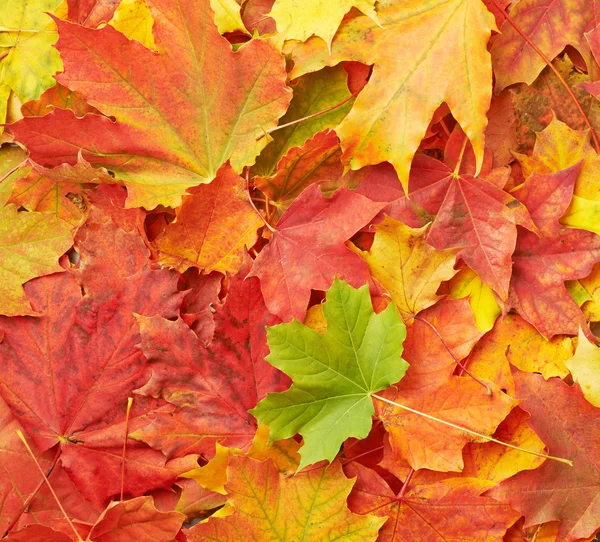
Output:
288 0 497 191
351 217 459 323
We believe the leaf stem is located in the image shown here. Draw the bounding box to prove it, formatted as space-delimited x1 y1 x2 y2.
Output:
396 468 414 499
256 91 358 141
488 0 600 150
371 394 573 466
15 430 83 541
452 136 469 177
246 170 275 232
120 396 133 501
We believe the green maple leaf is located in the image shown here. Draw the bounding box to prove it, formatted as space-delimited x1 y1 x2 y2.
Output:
250 278 408 469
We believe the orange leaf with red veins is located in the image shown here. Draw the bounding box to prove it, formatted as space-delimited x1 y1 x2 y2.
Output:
249 185 384 321
408 154 534 299
88 496 184 542
378 377 516 472
187 456 386 541
345 462 520 542
508 163 600 339
488 370 600 542
400 298 485 392
491 0 599 91
153 164 262 275
132 264 289 458
287 0 497 189
11 0 291 209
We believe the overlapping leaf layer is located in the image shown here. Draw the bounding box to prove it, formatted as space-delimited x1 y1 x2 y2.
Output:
1 0 600 540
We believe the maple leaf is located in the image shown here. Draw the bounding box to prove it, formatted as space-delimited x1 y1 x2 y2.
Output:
379 377 516 472
0 0 64 102
249 185 384 321
508 163 600 339
408 154 534 299
187 455 386 541
0 204 73 316
152 163 262 275
132 262 287 458
488 370 600 542
346 462 520 541
251 278 407 470
491 0 599 91
0 222 189 503
11 0 291 209
351 216 460 323
287 0 497 189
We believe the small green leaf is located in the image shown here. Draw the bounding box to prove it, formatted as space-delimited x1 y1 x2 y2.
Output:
250 278 408 470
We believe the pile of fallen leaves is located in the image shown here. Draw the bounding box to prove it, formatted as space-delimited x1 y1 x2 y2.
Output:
1 0 600 540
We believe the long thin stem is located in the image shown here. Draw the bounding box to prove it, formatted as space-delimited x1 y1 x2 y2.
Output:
488 0 600 150
256 91 358 141
120 397 133 501
16 430 83 541
372 394 573 466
